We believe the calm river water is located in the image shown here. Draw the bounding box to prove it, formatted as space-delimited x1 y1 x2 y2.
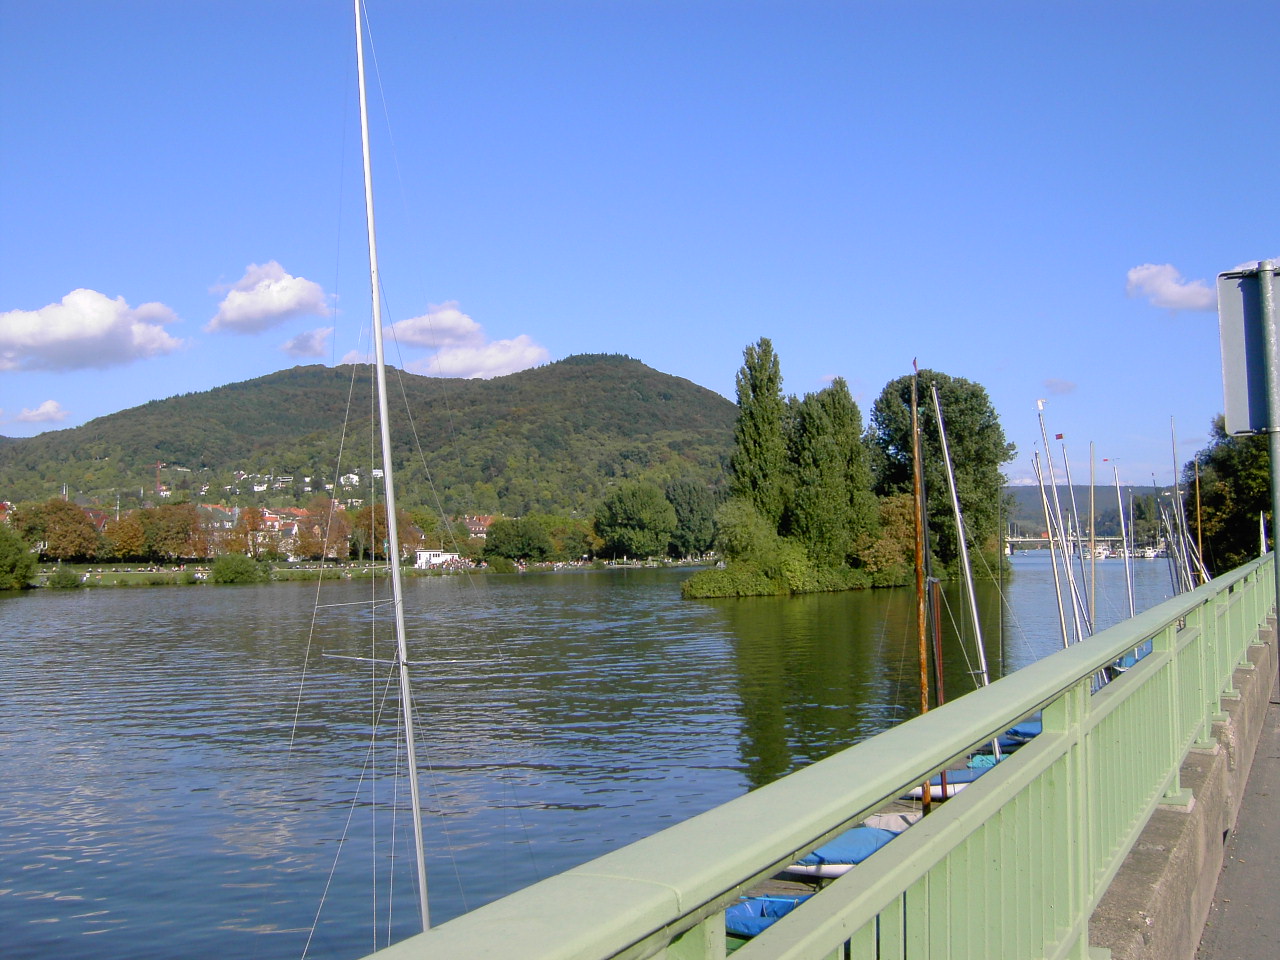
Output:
0 554 1178 960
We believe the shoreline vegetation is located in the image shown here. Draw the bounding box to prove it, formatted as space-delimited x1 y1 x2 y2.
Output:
15 557 706 591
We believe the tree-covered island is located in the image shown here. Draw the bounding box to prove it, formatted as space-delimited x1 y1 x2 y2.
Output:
681 339 1016 598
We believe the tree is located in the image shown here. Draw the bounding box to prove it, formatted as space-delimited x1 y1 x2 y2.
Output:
103 514 147 560
13 499 100 561
484 517 553 562
665 479 716 558
869 369 1014 568
525 513 601 561
350 504 415 561
0 525 36 589
297 496 350 560
594 482 677 558
1184 416 1270 574
229 506 265 558
784 378 878 567
729 338 789 526
712 497 780 565
141 502 207 560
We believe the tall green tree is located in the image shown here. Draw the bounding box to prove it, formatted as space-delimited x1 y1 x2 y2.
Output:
869 369 1013 567
665 479 717 558
595 481 677 558
784 378 878 566
1184 416 1270 574
730 338 789 526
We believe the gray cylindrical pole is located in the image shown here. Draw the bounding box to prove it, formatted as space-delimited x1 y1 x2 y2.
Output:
1257 260 1279 684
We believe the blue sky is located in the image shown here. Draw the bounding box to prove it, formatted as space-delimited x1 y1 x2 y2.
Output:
2 1 1276 487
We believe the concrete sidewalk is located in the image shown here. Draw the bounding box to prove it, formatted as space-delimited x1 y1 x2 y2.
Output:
1196 676 1280 960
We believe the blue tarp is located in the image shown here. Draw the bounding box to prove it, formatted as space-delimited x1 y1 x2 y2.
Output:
725 895 811 938
1007 715 1043 741
794 826 897 867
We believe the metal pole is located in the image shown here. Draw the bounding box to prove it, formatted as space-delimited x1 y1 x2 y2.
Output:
355 0 430 931
1258 260 1280 685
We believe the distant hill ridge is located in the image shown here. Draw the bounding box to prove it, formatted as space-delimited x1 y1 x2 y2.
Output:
0 354 738 516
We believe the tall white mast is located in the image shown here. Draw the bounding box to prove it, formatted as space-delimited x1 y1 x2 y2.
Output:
930 384 998 759
354 0 430 931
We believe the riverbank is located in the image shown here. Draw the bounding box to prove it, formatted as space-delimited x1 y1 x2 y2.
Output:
16 557 701 590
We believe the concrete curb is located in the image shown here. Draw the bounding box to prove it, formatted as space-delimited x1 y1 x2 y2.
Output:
1089 620 1278 960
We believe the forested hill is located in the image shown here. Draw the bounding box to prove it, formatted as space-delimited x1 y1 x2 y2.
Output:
0 354 738 516
1004 483 1168 538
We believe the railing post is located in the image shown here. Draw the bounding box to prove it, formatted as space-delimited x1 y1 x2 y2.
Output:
1045 679 1098 959
1191 598 1218 750
1156 617 1192 805
662 917 725 960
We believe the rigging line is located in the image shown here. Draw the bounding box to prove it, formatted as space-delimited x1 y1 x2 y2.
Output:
289 363 363 756
301 663 400 960
967 551 1041 665
316 597 396 610
934 587 981 689
387 352 484 580
403 679 472 915
358 0 477 571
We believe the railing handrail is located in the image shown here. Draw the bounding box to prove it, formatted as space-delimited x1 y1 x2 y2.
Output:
367 555 1274 960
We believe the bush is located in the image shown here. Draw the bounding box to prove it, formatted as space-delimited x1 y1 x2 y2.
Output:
681 564 780 598
210 554 268 584
47 566 84 589
484 556 518 574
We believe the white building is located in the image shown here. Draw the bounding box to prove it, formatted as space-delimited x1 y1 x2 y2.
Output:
414 549 462 569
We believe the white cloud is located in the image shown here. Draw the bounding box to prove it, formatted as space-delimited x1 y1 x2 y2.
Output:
389 301 484 350
391 301 549 379
15 400 69 423
410 335 550 379
1043 378 1076 395
0 288 184 371
1125 263 1216 312
341 348 372 365
282 326 334 358
208 261 329 333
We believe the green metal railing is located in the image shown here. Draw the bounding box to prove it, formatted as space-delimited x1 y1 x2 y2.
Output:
367 555 1274 960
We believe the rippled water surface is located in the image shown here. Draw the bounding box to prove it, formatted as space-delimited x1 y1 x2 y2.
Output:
0 557 1177 959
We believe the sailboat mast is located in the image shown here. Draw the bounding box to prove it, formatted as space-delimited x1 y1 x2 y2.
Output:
910 370 931 810
354 0 430 932
929 386 993 690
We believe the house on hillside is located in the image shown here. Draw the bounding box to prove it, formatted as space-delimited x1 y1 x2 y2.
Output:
462 515 495 538
82 507 111 533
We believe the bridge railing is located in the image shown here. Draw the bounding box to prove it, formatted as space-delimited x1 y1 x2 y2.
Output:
368 554 1274 960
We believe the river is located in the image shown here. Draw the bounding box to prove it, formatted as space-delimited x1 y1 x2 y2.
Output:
0 554 1178 960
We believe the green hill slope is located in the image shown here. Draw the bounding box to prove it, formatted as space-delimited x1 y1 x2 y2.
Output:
0 354 737 516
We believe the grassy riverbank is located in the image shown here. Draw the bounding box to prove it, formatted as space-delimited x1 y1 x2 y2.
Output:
21 557 690 590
